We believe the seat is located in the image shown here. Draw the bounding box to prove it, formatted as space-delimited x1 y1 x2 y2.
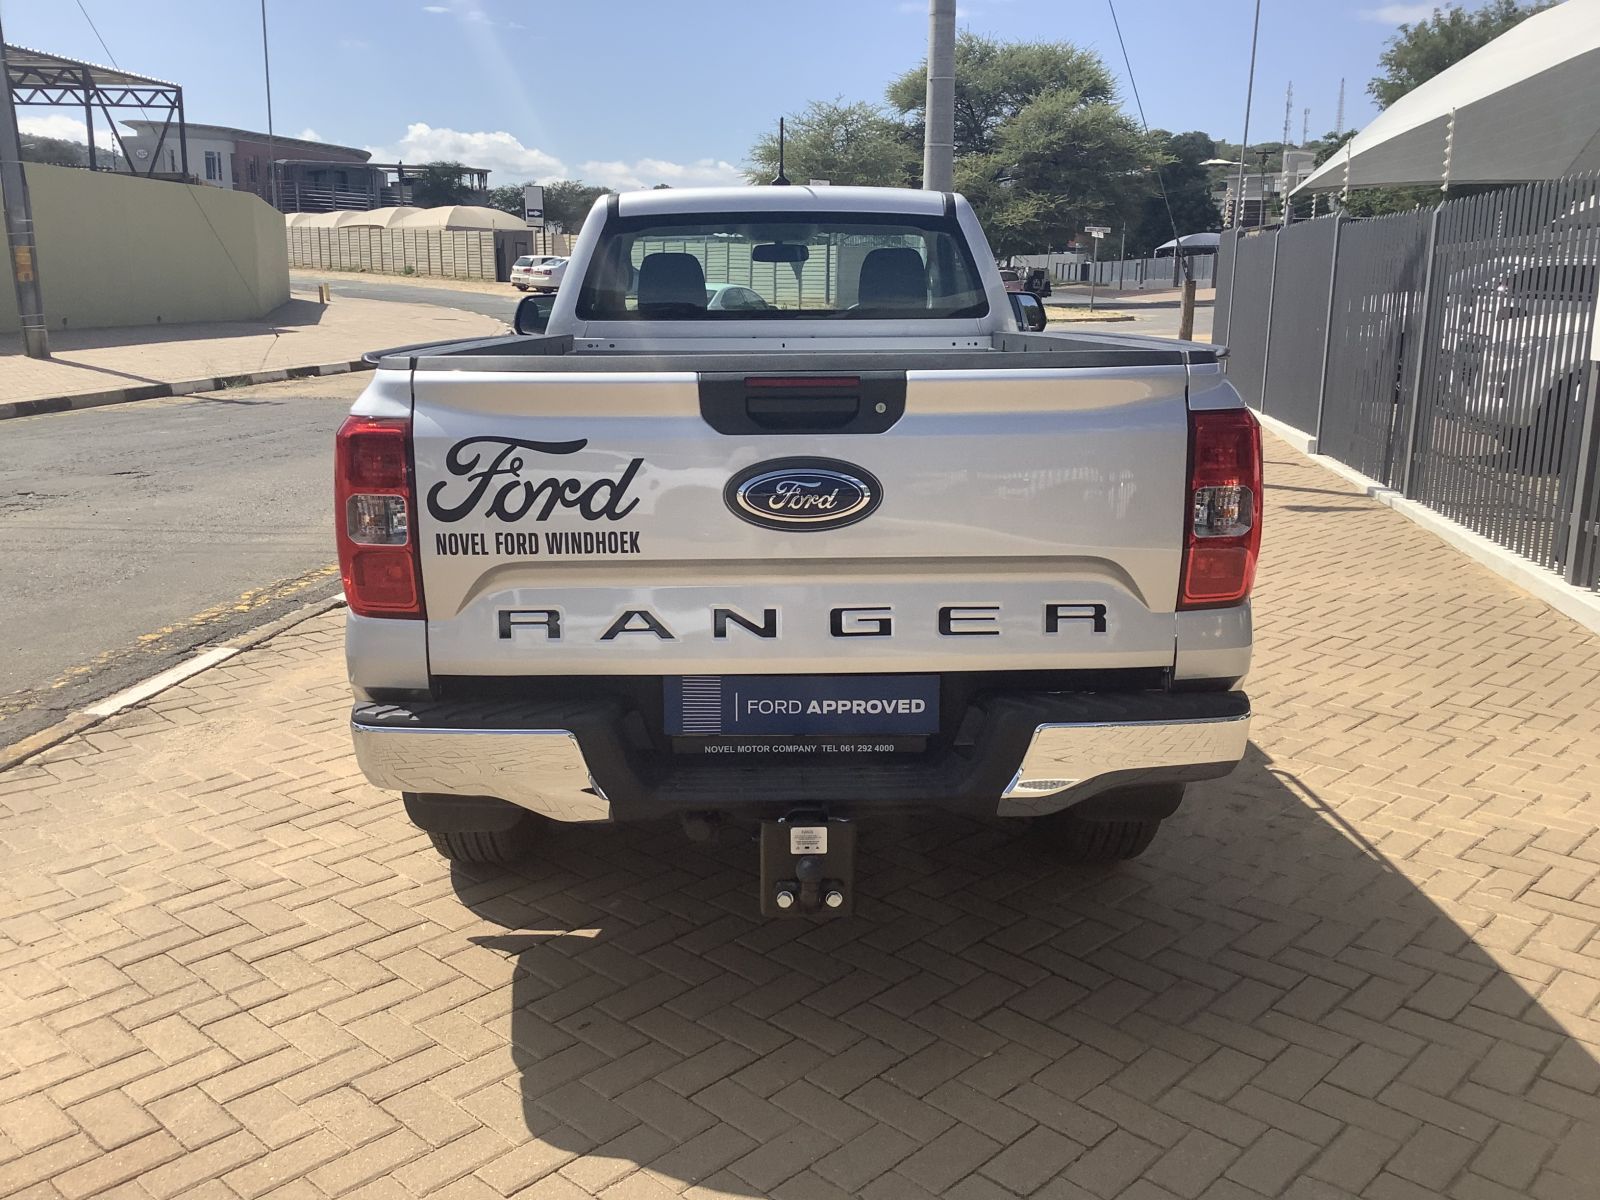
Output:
636 252 707 309
857 247 928 308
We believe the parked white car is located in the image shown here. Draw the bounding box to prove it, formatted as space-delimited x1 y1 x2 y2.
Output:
524 257 569 293
510 255 562 291
704 282 772 311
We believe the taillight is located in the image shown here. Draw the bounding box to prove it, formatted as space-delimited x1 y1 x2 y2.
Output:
1179 407 1262 610
335 415 424 618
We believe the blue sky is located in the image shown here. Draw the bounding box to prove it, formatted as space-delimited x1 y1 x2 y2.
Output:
3 0 1436 189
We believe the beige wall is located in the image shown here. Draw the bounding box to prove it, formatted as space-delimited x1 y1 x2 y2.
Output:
0 163 289 333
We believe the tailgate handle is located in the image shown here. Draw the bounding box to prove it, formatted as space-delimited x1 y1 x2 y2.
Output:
698 371 906 435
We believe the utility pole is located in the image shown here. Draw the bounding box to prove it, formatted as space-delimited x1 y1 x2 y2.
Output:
1224 0 1263 348
260 0 278 208
922 0 956 191
0 28 49 358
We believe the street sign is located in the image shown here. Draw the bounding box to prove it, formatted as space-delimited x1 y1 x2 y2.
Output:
1086 224 1111 234
522 184 545 229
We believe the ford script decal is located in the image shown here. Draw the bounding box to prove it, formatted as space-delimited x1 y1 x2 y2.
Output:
725 458 881 532
426 436 643 524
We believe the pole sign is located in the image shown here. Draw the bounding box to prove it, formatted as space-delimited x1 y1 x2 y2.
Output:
522 184 545 229
1086 225 1110 238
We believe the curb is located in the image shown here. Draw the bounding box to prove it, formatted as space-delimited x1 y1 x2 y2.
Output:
0 593 348 773
0 358 374 422
1258 411 1600 641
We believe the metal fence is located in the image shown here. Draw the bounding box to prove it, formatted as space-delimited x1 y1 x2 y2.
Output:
1012 252 1218 289
285 225 540 282
1216 173 1600 591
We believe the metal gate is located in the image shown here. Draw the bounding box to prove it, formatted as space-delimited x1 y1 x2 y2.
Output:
1406 176 1600 574
1260 217 1340 433
1317 210 1433 486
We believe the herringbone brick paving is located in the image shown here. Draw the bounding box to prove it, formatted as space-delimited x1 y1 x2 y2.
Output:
1 435 1598 1199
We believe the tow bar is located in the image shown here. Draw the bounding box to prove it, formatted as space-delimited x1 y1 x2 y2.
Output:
760 814 856 917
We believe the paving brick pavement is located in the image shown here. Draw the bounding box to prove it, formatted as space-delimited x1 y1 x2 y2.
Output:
1 434 1599 1199
0 290 501 407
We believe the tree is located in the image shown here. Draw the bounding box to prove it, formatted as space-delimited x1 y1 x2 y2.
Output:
957 90 1158 257
1125 131 1222 255
543 180 610 230
745 100 918 187
1370 1 1552 108
486 184 525 217
886 33 1116 157
408 161 481 208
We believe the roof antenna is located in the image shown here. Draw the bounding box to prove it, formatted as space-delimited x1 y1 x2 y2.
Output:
771 117 791 186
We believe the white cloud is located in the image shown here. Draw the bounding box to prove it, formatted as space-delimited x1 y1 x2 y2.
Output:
421 5 449 12
297 128 323 142
369 122 568 182
1358 3 1438 23
18 114 91 141
367 123 749 192
578 156 747 191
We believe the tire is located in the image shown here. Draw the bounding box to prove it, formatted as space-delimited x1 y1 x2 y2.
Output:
425 825 533 865
1033 810 1161 863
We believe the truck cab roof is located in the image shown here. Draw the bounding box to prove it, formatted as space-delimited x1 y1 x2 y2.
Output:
612 185 952 219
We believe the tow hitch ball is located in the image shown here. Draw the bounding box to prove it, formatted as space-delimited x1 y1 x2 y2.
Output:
760 815 855 917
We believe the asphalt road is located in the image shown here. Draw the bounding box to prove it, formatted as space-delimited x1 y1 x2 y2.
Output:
0 372 368 750
309 274 523 324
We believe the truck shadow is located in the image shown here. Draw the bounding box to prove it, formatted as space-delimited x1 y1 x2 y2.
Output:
453 742 1596 1196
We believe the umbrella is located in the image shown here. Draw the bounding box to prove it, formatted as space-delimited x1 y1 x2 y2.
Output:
1296 0 1600 194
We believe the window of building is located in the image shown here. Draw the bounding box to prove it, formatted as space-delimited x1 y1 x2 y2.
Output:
204 150 222 181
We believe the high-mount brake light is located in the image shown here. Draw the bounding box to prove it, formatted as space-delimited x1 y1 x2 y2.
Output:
1179 407 1263 610
335 415 424 618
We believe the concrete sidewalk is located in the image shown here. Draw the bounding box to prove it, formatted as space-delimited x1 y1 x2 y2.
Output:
1047 287 1216 310
0 436 1597 1198
0 289 503 419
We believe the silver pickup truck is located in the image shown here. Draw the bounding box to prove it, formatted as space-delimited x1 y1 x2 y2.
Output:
337 186 1259 916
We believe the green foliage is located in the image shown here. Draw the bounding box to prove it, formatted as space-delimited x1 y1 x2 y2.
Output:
1370 0 1552 108
1125 130 1222 255
408 161 482 208
745 100 919 187
747 35 1165 258
886 33 1116 156
543 180 611 230
485 179 611 231
19 134 124 170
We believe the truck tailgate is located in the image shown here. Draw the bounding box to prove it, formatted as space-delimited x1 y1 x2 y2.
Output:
410 364 1190 676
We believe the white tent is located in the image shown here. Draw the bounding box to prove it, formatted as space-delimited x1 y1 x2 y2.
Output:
1296 0 1600 194
1156 232 1222 253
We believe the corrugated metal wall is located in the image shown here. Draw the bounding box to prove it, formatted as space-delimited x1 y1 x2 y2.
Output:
285 226 535 280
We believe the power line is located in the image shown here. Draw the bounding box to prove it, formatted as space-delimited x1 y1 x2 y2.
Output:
1104 0 1184 266
73 0 120 67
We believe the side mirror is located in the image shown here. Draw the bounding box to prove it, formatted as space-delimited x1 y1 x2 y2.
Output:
514 293 555 335
1012 292 1048 332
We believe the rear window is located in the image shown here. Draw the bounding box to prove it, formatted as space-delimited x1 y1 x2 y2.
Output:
574 210 989 320
514 256 534 267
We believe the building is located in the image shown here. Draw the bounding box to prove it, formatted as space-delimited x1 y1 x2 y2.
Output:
124 121 368 200
122 121 491 214
1217 149 1318 227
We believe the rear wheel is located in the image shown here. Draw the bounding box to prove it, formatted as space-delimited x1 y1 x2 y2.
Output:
404 793 536 865
426 826 534 864
1033 811 1161 863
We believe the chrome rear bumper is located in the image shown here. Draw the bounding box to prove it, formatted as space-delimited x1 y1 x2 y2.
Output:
997 713 1251 816
353 724 611 822
351 693 1249 823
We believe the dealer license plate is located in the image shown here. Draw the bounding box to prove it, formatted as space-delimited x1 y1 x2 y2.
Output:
664 675 939 737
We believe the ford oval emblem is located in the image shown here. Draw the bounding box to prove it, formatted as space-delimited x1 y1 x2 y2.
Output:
725 457 882 531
